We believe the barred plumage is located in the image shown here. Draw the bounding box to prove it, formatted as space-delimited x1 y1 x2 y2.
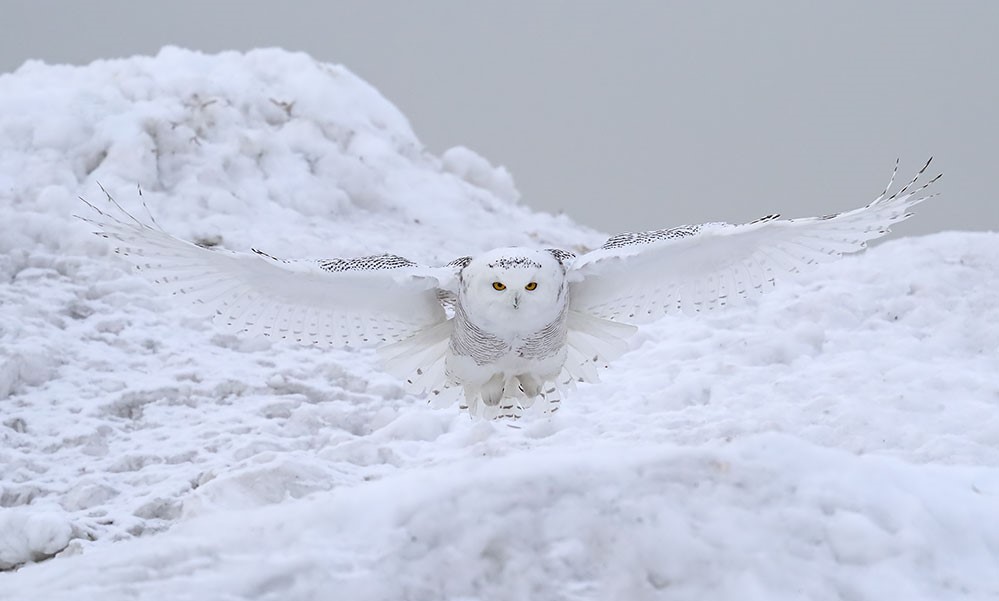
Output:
601 224 704 248
318 254 417 272
449 302 568 367
449 301 510 367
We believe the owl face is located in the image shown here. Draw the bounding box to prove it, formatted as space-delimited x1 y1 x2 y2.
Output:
459 248 567 335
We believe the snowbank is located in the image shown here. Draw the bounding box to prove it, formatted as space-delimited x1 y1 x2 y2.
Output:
1 48 998 599
4 430 999 600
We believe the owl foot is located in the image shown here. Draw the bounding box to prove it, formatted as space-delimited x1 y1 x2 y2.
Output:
517 374 542 399
481 373 506 406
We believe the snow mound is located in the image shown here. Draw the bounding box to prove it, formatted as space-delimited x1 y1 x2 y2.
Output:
0 46 596 261
441 145 520 203
0 510 75 571
1 48 998 599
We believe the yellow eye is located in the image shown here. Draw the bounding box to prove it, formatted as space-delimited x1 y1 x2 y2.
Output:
492 282 506 291
525 282 538 291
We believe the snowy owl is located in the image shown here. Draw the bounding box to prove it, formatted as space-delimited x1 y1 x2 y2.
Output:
80 159 940 418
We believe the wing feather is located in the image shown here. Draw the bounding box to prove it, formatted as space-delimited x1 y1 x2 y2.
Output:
569 159 941 323
77 196 451 347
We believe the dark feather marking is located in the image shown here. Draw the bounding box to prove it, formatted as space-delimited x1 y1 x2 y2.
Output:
487 256 542 269
317 254 416 272
601 224 703 249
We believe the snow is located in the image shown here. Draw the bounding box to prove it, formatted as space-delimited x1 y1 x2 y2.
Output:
1 47 998 600
0 511 73 570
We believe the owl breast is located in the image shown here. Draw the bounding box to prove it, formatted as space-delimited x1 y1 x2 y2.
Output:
448 300 567 367
445 299 569 401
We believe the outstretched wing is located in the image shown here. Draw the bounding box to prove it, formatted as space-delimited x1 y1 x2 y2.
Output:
78 194 452 347
568 159 941 323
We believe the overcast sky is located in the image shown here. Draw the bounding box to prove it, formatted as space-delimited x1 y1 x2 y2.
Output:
2 1 996 237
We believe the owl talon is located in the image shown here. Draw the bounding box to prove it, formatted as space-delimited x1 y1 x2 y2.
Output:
481 373 505 406
517 374 542 398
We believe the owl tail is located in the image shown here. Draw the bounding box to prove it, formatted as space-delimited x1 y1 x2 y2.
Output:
377 320 462 406
561 310 638 384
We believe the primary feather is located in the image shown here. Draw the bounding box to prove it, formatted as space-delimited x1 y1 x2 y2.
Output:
568 158 941 322
77 194 451 348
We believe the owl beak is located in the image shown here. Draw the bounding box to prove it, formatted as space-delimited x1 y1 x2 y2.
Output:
512 293 520 309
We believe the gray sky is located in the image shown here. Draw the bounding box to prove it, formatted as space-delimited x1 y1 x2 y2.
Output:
2 0 996 237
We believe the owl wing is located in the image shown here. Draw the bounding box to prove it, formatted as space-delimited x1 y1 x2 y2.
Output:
78 195 453 347
567 159 941 323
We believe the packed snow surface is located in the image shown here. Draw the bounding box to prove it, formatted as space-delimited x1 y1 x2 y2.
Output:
1 48 998 600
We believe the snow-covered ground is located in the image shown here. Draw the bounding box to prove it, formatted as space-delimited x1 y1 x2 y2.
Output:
1 48 998 600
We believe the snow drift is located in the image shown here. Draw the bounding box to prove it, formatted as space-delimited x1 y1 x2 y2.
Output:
1 48 998 600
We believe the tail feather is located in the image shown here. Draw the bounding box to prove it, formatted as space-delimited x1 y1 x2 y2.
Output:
383 311 637 419
378 320 454 395
563 310 638 384
564 345 600 384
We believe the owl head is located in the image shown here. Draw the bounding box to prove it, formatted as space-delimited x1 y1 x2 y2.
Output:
459 248 568 334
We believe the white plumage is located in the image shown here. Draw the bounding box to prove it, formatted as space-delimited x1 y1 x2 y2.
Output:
79 160 941 418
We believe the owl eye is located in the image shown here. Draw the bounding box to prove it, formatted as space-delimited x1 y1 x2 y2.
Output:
525 282 538 291
492 282 506 291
